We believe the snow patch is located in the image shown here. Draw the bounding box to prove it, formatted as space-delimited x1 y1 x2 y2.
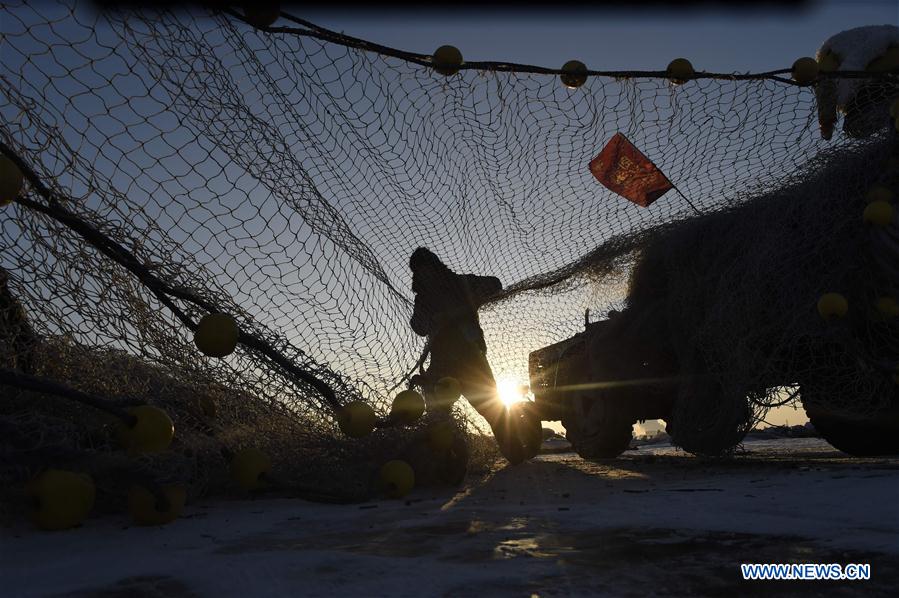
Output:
817 24 899 106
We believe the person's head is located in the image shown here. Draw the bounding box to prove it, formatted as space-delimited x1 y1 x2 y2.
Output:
410 247 453 294
409 247 442 272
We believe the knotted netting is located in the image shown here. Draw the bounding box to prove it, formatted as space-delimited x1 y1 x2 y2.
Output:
1 0 897 504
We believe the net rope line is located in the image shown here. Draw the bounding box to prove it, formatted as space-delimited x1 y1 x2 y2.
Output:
228 7 892 84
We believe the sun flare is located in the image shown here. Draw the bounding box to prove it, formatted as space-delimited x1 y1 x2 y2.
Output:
496 376 526 407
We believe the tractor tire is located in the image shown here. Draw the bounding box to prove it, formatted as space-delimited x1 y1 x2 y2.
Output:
801 381 899 456
668 377 752 457
804 405 899 457
562 395 634 460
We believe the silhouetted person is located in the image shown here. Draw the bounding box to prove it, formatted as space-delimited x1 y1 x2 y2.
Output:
409 247 540 465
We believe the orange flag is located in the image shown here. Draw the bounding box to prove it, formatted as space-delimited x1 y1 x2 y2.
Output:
589 133 673 207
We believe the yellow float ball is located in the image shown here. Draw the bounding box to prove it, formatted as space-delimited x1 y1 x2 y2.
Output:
379 460 415 498
666 58 694 84
338 400 377 438
230 448 272 491
428 420 455 453
891 98 899 119
194 313 239 358
26 470 95 531
817 293 848 320
560 60 588 89
0 154 23 207
390 389 425 425
128 484 187 526
863 201 894 227
116 405 174 454
243 1 280 28
791 57 819 85
432 45 463 76
875 296 899 318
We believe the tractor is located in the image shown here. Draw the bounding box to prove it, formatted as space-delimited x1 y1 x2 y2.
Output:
529 305 899 459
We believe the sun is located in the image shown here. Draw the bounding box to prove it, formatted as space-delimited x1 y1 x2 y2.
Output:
496 376 526 407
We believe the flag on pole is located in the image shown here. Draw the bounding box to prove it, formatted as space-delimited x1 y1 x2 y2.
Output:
589 133 673 208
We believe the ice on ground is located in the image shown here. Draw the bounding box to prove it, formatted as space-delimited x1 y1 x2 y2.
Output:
3 437 898 597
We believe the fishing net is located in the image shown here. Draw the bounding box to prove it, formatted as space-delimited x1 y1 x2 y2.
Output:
626 135 899 455
1 0 897 510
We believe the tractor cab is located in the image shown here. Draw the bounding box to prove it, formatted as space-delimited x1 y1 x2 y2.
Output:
528 312 613 422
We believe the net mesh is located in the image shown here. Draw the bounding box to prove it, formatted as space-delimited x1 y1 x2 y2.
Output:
1 0 897 505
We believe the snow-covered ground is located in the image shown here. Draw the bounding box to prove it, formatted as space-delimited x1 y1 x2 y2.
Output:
3 437 898 597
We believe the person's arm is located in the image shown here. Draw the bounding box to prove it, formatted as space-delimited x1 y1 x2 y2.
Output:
464 274 502 305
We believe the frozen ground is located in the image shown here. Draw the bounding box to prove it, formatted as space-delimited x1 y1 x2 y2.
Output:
3 437 898 597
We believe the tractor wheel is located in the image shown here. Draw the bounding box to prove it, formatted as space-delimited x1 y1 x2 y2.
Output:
806 411 899 456
562 395 634 460
800 375 899 456
668 380 752 458
803 399 899 457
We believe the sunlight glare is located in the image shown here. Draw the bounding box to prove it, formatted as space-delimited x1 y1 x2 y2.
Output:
496 376 525 406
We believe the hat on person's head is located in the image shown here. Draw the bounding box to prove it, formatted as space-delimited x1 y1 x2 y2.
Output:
410 247 443 271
